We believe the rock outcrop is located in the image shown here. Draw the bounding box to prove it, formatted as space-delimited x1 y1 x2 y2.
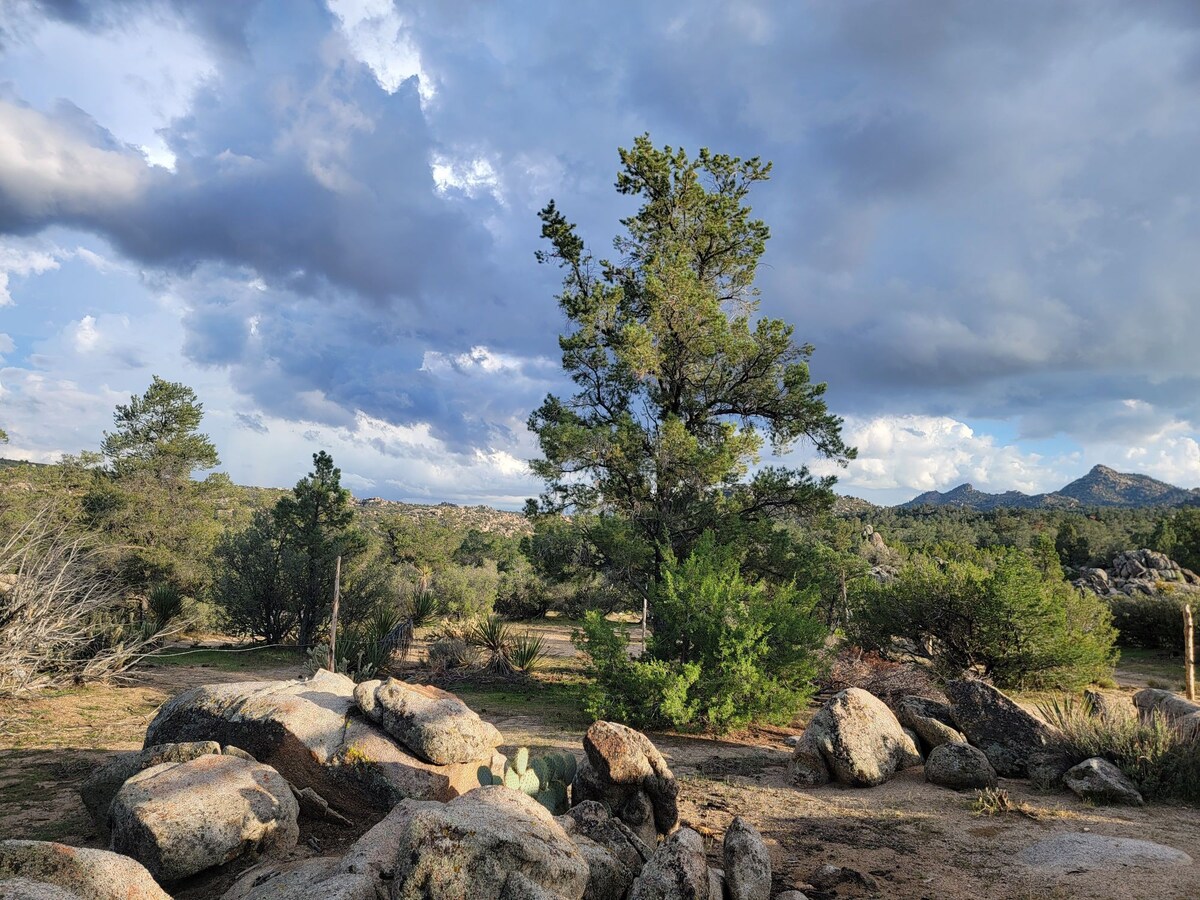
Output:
1073 549 1200 598
352 677 503 764
574 721 680 846
142 669 503 812
109 754 299 883
924 741 997 791
79 741 233 837
0 841 170 900
945 679 1060 777
789 688 921 787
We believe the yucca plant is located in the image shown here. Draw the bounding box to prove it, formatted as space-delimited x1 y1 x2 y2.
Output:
1037 695 1200 802
406 586 441 629
147 583 183 632
469 615 515 674
510 631 547 674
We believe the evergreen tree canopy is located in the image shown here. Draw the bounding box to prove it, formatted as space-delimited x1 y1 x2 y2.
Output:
528 136 854 587
101 376 219 480
273 450 365 648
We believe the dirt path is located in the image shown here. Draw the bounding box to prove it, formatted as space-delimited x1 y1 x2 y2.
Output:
2 658 1198 898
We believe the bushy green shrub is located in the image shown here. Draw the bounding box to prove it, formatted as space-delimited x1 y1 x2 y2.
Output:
573 533 825 731
495 565 553 619
572 612 699 729
850 548 1117 690
1107 594 1192 651
433 563 499 619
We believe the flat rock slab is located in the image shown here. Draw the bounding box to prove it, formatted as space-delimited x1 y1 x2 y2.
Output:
1018 833 1192 874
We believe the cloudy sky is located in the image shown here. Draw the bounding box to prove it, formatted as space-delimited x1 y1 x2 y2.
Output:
1 0 1199 507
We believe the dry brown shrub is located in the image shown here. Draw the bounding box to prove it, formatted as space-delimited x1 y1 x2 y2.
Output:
820 646 946 707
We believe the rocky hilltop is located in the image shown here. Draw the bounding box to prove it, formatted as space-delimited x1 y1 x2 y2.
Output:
353 496 532 536
902 464 1200 511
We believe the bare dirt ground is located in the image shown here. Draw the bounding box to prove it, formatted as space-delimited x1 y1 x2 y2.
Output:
1 634 1197 899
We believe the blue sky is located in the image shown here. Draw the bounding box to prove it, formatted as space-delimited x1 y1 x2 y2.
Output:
1 0 1199 507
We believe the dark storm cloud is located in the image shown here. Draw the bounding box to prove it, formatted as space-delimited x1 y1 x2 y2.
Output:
3 0 1200 459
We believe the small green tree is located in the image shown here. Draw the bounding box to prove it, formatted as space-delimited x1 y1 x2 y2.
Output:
528 136 854 600
575 532 825 730
273 451 365 649
101 376 220 480
213 509 296 644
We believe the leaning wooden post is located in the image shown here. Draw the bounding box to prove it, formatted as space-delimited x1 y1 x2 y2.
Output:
329 555 342 670
1184 603 1195 702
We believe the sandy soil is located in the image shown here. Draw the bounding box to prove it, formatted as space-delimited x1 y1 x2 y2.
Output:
1 650 1198 899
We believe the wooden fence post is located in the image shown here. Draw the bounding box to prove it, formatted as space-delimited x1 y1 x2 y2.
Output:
330 555 342 670
1185 603 1195 702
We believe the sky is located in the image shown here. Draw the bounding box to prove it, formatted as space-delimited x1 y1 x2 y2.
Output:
1 0 1200 508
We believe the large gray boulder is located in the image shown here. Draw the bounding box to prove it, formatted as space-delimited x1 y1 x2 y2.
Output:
1133 688 1200 737
924 741 997 791
78 741 226 837
1063 757 1144 806
896 696 966 752
628 828 711 900
723 817 771 900
0 841 170 900
945 679 1060 777
353 677 503 764
109 754 299 882
791 688 921 787
143 670 503 813
574 721 680 846
388 786 589 899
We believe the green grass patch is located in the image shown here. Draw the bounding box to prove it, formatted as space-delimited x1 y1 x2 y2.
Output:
449 676 593 730
1115 646 1188 686
140 646 303 671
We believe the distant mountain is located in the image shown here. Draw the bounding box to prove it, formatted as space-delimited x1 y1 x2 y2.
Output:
900 464 1200 511
832 494 880 515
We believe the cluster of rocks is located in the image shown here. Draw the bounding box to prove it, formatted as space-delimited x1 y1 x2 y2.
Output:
2 671 797 900
790 679 1153 807
1073 548 1200 598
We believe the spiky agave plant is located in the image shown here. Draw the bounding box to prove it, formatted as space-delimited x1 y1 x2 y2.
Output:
469 615 515 674
509 631 547 674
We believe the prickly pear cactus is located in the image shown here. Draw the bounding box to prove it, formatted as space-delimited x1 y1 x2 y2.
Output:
479 747 577 814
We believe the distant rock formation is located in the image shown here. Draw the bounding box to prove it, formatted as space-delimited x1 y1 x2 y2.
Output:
1073 549 1200 598
901 464 1200 511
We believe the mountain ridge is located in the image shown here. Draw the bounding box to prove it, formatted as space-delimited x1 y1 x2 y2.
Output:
901 464 1200 511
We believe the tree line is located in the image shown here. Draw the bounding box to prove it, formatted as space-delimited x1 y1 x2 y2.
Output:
6 136 1186 726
